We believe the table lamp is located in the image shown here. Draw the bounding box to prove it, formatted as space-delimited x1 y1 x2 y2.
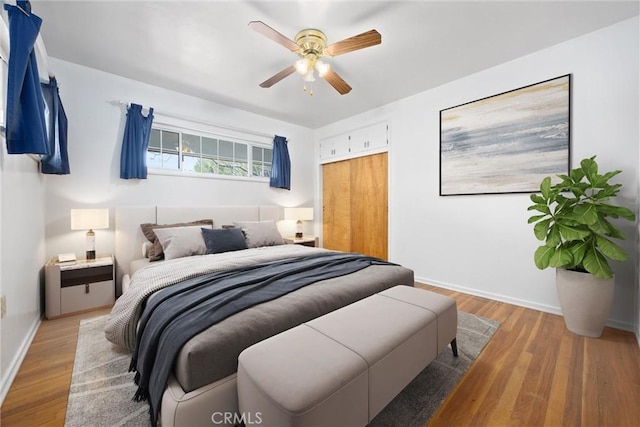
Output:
284 207 314 238
70 208 109 260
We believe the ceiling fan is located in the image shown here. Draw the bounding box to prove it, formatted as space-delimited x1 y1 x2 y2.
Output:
249 21 382 95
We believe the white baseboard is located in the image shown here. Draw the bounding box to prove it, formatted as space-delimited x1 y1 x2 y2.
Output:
416 276 635 333
0 315 42 406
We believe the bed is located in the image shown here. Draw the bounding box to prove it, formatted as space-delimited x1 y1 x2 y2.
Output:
108 205 415 426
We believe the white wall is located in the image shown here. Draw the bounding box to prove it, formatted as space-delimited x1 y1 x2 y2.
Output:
44 59 316 264
0 151 46 403
0 12 47 403
316 17 640 331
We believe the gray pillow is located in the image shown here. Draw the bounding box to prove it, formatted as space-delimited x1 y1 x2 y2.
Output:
140 219 213 261
201 228 248 254
152 225 212 260
233 220 284 248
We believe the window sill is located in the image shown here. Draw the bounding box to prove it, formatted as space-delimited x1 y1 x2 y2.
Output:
147 168 270 183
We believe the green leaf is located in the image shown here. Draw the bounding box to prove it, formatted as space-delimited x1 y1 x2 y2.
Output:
570 167 585 183
588 214 611 234
598 204 636 221
534 219 551 241
527 204 551 215
540 176 551 199
546 224 562 247
591 185 621 200
573 203 598 225
580 157 598 184
549 246 573 268
557 223 590 241
528 214 547 224
570 185 586 198
582 247 613 279
534 245 555 270
603 220 625 240
530 193 545 204
567 240 589 267
595 235 628 261
600 170 622 183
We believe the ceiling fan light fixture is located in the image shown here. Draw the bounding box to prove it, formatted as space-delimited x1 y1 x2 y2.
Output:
295 58 308 75
303 70 315 82
315 60 330 77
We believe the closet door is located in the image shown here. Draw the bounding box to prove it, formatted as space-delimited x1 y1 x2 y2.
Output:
322 152 388 260
350 153 388 260
322 160 352 252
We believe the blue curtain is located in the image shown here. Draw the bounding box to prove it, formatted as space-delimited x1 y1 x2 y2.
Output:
3 1 49 155
40 77 70 174
270 135 291 190
120 103 154 179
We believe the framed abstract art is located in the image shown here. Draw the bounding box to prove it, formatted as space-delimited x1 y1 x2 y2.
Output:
440 74 570 196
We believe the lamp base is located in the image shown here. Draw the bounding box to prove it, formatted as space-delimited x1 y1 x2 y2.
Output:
295 220 303 239
86 229 96 261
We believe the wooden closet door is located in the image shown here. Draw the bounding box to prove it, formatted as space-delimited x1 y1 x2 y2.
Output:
350 153 388 260
322 160 352 252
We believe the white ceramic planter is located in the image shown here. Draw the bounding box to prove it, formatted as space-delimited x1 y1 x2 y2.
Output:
556 268 614 338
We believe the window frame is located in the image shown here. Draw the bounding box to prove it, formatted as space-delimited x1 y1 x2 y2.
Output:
146 118 273 182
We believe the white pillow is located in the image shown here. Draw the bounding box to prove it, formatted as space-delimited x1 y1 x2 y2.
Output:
152 225 212 260
233 220 284 248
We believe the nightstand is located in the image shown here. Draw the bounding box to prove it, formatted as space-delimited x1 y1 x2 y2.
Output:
44 255 115 319
284 236 318 247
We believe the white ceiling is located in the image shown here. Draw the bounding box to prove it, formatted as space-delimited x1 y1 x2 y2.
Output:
31 1 639 129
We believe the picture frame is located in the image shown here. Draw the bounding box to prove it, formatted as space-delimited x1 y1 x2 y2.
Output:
439 74 571 196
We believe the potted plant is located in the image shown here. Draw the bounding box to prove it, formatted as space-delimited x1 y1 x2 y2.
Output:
528 156 636 337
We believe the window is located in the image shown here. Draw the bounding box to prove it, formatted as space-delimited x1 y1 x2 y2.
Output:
252 146 272 178
146 126 272 180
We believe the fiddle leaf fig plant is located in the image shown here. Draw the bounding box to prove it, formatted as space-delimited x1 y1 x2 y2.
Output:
528 156 636 279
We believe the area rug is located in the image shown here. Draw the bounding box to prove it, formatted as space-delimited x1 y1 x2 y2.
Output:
65 312 499 427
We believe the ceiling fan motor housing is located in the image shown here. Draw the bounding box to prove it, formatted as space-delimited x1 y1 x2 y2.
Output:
294 29 328 57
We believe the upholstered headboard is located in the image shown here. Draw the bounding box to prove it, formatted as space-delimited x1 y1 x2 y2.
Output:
114 205 284 294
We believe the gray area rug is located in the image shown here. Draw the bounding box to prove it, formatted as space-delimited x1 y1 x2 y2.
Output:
65 312 499 427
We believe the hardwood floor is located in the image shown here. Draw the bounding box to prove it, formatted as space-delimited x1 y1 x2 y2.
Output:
1 287 639 427
419 284 640 427
1 308 111 427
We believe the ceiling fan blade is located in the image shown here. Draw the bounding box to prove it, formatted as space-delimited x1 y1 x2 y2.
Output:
260 65 296 88
249 21 299 52
326 29 381 57
322 69 352 95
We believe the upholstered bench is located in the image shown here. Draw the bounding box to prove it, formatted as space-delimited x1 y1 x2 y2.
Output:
237 285 457 427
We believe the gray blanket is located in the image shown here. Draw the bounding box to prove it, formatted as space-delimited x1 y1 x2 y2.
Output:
105 245 330 350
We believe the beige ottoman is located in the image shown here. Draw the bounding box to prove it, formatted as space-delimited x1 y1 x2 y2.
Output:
237 286 457 426
237 324 369 427
378 285 459 356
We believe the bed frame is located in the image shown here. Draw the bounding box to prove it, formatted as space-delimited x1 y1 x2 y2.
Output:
114 205 283 295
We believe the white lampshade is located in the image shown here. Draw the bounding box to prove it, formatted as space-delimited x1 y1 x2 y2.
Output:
315 60 330 77
70 209 109 231
284 207 314 221
295 58 308 75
